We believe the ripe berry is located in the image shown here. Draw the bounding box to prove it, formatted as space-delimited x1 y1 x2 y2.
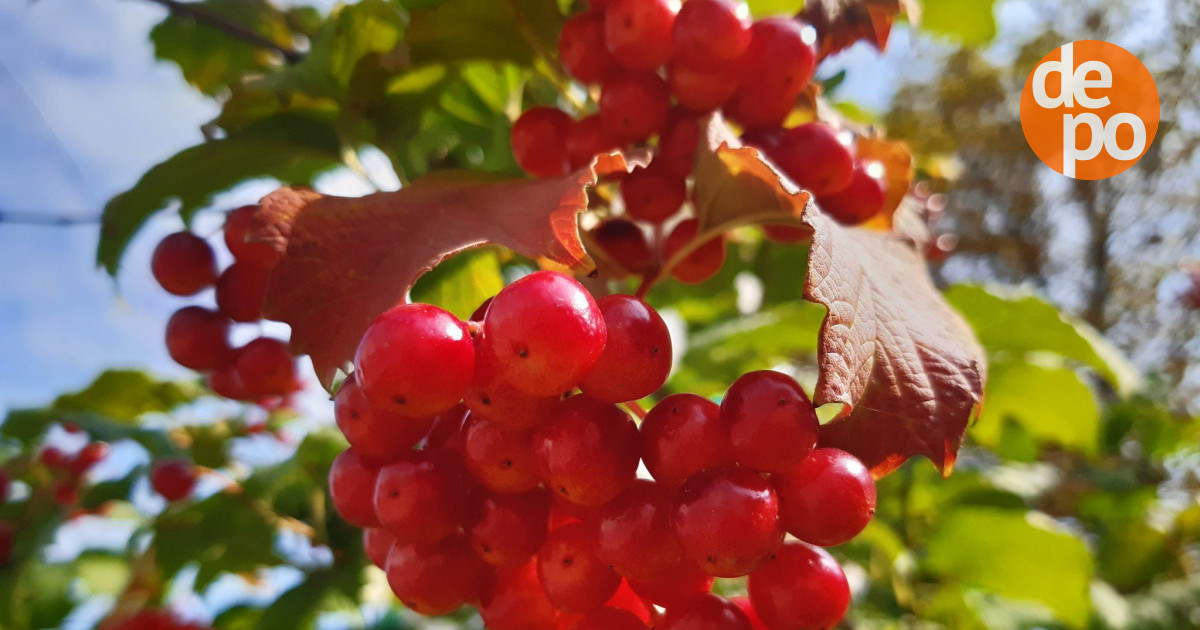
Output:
720 371 819 472
532 396 640 507
151 232 217 296
621 164 686 224
600 73 671 142
481 271 606 397
538 522 621 613
641 393 734 489
668 62 739 112
466 489 550 568
672 0 751 68
657 109 702 178
818 162 887 225
589 219 655 278
223 205 280 268
579 295 672 403
150 459 197 502
328 448 380 528
725 18 816 129
69 441 109 476
0 521 12 565
775 448 876 546
673 467 783 577
463 340 560 431
0 470 9 504
462 414 540 494
604 0 678 71
335 375 433 462
354 303 475 417
386 534 487 616
770 123 855 197
560 11 618 84
512 107 574 178
374 450 469 545
422 404 470 454
663 218 726 284
480 560 563 630
572 606 647 630
207 366 248 401
234 337 297 398
40 447 69 470
731 597 770 630
627 557 714 607
363 527 396 568
657 593 753 630
742 127 783 155
165 307 234 371
568 114 624 170
748 541 850 630
596 480 683 580
215 262 269 323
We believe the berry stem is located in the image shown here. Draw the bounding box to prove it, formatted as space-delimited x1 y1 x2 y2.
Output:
622 400 649 421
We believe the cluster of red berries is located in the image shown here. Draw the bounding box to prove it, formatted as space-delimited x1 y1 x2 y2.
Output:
327 270 876 629
102 609 213 630
38 428 110 506
0 469 13 564
511 0 888 284
150 206 300 403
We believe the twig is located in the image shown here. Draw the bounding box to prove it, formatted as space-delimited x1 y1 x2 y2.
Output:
622 400 648 421
0 210 101 226
141 0 304 63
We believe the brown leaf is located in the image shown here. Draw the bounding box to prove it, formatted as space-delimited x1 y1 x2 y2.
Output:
249 157 634 388
692 115 985 476
799 0 920 60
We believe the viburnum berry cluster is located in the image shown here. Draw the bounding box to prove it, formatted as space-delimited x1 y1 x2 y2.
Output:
328 270 876 629
150 206 299 403
512 0 888 285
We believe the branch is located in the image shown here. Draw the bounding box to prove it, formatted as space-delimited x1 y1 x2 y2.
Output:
142 0 304 63
0 210 101 226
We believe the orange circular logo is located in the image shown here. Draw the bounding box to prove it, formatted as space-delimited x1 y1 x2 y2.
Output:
1020 40 1159 180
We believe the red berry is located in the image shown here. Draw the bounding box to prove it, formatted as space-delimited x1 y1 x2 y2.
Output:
53 479 78 506
466 489 550 568
207 366 249 401
69 441 109 476
731 597 770 630
374 450 469 545
771 123 855 197
657 593 753 630
817 162 887 225
234 338 297 398
673 467 783 577
386 534 487 616
335 375 431 462
464 340 560 431
747 541 850 630
40 447 69 470
668 62 739 112
151 232 217 296
627 557 714 607
720 370 819 472
215 262 270 323
672 0 750 68
775 448 876 546
572 606 647 630
482 271 606 397
599 73 671 142
663 218 726 284
604 0 677 71
363 527 396 568
329 448 380 528
589 219 655 278
621 165 686 224
532 396 640 507
354 303 475 417
560 11 619 84
725 18 816 129
462 414 540 494
568 114 624 170
596 480 683 581
422 403 470 454
480 560 564 630
741 127 783 155
657 109 702 178
512 107 574 178
538 522 621 613
223 205 280 268
0 470 9 504
0 520 12 565
641 393 734 489
165 307 234 371
579 295 672 403
151 459 197 502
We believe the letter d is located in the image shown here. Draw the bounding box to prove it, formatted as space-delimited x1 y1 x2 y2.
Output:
1034 43 1074 108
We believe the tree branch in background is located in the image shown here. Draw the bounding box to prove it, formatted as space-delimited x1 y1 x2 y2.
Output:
141 0 303 63
1076 178 1112 331
0 209 101 226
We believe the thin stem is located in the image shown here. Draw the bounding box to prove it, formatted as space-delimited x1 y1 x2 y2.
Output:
140 0 304 63
622 400 649 421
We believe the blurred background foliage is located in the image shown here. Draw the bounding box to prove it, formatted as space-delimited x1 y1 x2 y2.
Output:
2 0 1198 629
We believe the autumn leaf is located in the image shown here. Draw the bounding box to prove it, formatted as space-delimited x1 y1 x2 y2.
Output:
691 115 985 476
248 156 635 388
799 0 920 60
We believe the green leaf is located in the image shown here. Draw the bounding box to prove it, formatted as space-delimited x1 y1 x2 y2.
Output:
919 0 998 47
924 507 1094 627
411 248 505 320
52 370 199 423
274 0 408 99
74 552 132 597
98 114 342 275
744 0 802 18
944 285 1139 394
151 0 294 96
972 360 1100 455
154 493 280 589
405 0 563 65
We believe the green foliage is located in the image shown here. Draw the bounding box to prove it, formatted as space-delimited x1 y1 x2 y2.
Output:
52 370 200 423
410 248 506 320
974 359 1100 457
919 0 999 47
